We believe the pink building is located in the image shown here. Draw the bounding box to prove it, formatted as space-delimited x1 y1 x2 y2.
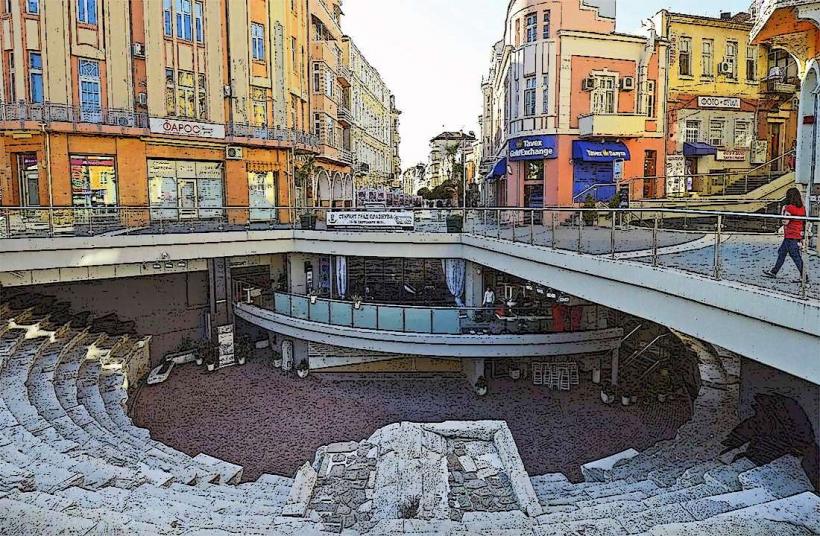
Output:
479 0 669 207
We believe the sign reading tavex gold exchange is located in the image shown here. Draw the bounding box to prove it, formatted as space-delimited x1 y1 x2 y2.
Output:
149 118 226 139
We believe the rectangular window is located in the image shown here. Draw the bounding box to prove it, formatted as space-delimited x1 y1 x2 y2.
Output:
78 59 101 122
6 52 15 103
70 155 118 208
702 39 713 77
645 80 656 117
251 86 267 126
324 67 333 97
734 120 750 147
592 75 616 114
685 120 700 143
29 52 43 104
746 46 757 81
165 68 176 115
524 76 536 116
77 0 97 24
725 41 737 79
251 23 265 61
313 112 321 136
543 11 550 39
194 1 204 43
197 73 207 119
525 13 537 43
176 0 192 40
709 119 725 147
326 116 335 146
163 0 173 36
177 70 195 118
679 37 691 77
542 74 548 114
291 37 297 69
26 0 39 14
147 159 224 221
312 65 320 92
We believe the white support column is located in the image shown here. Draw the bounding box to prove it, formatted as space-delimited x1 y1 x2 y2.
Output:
611 347 620 386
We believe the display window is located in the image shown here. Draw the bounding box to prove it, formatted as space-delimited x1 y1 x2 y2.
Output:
148 159 224 220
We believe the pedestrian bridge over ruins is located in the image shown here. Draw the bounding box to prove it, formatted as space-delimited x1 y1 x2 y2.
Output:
1 207 818 383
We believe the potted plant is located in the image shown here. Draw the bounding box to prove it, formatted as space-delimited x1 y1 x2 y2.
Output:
509 367 521 381
474 375 488 396
582 195 597 226
600 381 616 405
351 294 363 310
308 290 318 304
194 339 211 367
201 343 217 372
296 359 309 379
235 335 252 366
620 379 634 406
446 213 463 233
272 349 283 368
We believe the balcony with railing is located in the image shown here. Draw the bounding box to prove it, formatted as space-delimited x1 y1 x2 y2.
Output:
578 113 652 138
0 101 148 130
337 105 353 126
232 290 623 358
226 123 320 150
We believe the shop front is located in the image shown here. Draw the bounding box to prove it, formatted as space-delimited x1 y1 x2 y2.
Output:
508 134 557 209
571 140 630 202
147 159 225 221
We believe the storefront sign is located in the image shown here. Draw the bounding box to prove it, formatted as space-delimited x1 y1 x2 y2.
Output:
326 211 414 230
217 325 235 368
751 140 768 164
715 149 747 162
149 118 226 139
508 135 558 161
697 96 741 109
665 155 686 197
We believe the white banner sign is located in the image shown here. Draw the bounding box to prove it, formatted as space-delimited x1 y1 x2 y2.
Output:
326 211 415 230
697 96 741 109
149 118 226 139
716 149 747 162
217 325 235 368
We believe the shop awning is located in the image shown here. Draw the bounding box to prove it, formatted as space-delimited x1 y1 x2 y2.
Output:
485 157 507 182
683 142 717 157
572 141 630 162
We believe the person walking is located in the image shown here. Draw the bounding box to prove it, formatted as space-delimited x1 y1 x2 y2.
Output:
764 188 806 279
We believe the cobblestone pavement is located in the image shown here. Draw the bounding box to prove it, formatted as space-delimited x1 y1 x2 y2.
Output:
637 233 820 300
133 362 691 483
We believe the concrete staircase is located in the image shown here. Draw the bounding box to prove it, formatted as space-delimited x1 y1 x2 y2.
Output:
0 295 294 535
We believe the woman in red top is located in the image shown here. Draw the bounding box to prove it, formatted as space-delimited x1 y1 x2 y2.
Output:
764 188 806 279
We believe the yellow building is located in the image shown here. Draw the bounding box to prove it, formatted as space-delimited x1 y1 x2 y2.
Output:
655 10 798 195
342 36 398 190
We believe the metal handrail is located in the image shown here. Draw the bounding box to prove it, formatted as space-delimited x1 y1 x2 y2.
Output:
622 333 670 370
268 290 492 312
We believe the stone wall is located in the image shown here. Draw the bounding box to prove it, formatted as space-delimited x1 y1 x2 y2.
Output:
33 272 209 365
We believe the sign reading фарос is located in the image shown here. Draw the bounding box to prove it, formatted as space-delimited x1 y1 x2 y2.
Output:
149 118 226 139
327 211 415 230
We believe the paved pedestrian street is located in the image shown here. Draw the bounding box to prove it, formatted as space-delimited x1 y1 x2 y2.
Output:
133 361 691 482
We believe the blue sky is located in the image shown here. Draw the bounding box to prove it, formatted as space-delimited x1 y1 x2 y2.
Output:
342 0 753 167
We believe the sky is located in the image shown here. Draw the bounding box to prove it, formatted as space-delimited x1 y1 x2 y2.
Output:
342 0 754 168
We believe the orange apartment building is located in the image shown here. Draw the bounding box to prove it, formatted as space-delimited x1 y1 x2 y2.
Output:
0 0 315 226
480 0 668 207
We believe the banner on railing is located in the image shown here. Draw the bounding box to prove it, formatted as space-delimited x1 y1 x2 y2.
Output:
326 211 415 230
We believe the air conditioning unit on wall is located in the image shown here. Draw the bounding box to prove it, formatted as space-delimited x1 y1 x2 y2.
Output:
132 42 145 57
226 146 243 160
718 61 733 75
136 93 147 106
620 76 635 91
582 77 596 91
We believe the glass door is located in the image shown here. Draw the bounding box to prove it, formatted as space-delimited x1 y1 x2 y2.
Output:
177 179 197 219
249 170 277 222
18 153 40 206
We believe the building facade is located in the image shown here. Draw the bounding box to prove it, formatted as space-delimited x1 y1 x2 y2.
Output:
657 10 799 197
424 131 476 191
478 0 669 207
343 36 399 190
0 0 316 223
750 0 820 219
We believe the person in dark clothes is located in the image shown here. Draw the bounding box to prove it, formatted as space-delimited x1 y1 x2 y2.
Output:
764 188 806 279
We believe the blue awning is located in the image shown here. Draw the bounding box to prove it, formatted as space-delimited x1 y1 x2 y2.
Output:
485 157 507 181
572 141 630 162
683 142 717 157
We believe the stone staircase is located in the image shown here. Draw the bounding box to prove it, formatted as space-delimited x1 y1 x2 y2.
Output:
0 294 817 534
0 295 294 535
